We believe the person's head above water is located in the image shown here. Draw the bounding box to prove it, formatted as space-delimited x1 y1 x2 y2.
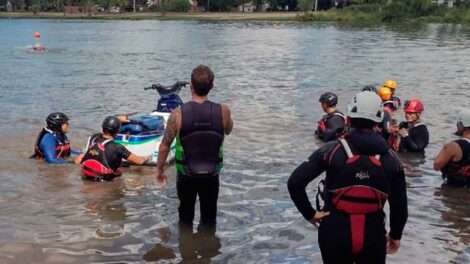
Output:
190 65 214 97
361 85 377 93
34 32 40 39
102 116 121 136
46 112 69 134
319 92 338 107
456 109 470 135
377 86 392 101
347 91 384 128
383 80 397 91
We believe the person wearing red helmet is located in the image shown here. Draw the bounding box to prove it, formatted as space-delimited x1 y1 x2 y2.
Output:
434 109 470 186
390 98 429 152
33 32 45 52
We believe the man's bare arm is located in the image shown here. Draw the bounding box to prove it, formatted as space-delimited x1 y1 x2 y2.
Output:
156 110 179 172
222 104 233 135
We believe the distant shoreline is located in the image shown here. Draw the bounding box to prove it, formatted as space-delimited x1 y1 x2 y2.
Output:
0 12 301 21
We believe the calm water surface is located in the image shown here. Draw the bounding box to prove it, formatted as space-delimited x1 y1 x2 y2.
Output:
0 19 469 263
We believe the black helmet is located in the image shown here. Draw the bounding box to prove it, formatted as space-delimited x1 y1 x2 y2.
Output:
319 92 338 106
102 116 121 135
362 85 377 93
46 112 69 133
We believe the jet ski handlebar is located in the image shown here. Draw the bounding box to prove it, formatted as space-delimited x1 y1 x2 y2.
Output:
144 81 189 95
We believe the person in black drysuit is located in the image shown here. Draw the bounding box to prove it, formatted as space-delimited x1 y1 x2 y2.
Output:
396 98 429 153
315 92 346 142
288 91 408 264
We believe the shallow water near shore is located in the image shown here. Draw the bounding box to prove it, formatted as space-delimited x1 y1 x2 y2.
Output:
0 19 469 263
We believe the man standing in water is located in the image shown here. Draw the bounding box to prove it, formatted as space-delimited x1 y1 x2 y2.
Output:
434 109 470 186
288 91 408 264
156 65 233 226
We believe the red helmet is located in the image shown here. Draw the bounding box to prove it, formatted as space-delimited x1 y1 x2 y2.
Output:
34 32 40 38
403 98 424 113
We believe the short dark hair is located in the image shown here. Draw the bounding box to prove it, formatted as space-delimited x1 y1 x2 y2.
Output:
349 117 377 129
191 65 214 96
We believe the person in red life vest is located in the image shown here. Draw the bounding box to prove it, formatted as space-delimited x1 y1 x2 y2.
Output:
434 109 470 186
288 91 408 264
80 116 149 182
383 80 401 109
32 112 82 164
315 92 346 142
156 65 233 227
390 98 429 153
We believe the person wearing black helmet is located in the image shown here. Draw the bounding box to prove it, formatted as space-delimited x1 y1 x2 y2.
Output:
32 112 82 164
315 92 346 142
80 116 149 182
361 85 377 93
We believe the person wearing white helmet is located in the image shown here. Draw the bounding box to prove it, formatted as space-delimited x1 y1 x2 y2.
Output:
288 91 408 264
434 109 470 186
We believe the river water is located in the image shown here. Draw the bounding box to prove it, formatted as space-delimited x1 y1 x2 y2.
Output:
0 19 469 263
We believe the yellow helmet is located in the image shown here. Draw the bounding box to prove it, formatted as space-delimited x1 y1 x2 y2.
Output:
377 86 392 101
383 80 397 90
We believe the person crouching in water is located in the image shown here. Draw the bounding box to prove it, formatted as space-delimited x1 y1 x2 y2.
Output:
80 116 149 182
32 112 82 164
33 32 45 52
315 92 346 142
389 98 429 153
288 91 408 264
434 109 470 186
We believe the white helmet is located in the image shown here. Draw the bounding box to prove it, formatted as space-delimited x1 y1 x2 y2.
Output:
457 109 470 128
347 91 384 123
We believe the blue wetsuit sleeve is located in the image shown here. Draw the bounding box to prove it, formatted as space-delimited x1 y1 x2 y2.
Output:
288 143 333 221
39 134 70 164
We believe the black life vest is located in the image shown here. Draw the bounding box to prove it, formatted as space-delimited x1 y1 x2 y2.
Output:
175 101 224 177
33 128 71 160
442 138 470 184
81 135 121 181
316 111 346 140
327 138 390 255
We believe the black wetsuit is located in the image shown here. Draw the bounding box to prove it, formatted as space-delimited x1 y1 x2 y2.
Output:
442 138 470 186
399 122 429 153
288 130 408 264
378 108 393 141
176 101 224 225
316 110 346 142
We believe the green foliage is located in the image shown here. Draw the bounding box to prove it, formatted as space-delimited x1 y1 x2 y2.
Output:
168 0 190 12
31 4 39 13
298 0 312 12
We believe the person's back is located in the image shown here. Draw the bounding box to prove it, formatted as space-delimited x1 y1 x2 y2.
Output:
434 110 470 186
288 91 407 264
156 65 233 226
177 100 225 177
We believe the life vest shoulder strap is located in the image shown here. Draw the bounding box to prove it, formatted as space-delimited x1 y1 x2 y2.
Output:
339 138 380 160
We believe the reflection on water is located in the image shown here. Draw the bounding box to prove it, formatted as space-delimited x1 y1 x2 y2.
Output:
0 20 470 263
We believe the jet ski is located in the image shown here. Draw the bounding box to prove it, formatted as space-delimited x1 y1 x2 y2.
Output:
114 81 187 166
